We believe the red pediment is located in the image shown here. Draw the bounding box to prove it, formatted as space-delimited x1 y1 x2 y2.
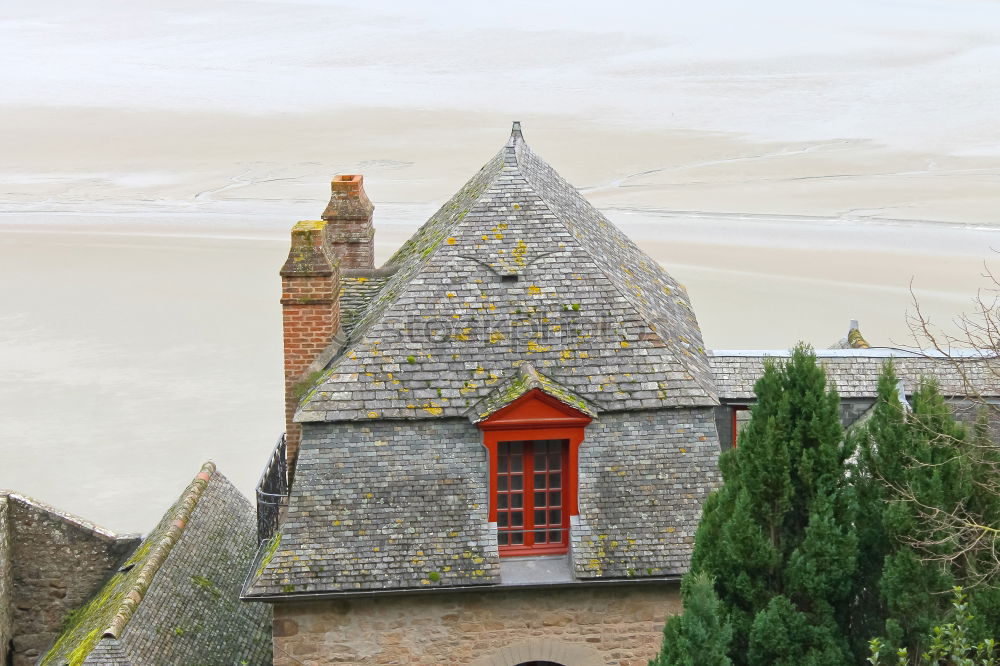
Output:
478 388 592 431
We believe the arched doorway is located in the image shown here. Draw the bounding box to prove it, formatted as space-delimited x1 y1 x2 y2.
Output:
515 662 564 666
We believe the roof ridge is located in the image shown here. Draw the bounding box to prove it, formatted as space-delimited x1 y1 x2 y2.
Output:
102 461 216 639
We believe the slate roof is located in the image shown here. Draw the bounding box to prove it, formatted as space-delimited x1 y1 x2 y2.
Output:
245 418 503 597
41 463 271 666
467 361 598 422
710 349 1000 400
339 269 395 336
298 123 718 422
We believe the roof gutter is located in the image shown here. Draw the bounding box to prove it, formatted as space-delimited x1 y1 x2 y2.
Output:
241 573 681 604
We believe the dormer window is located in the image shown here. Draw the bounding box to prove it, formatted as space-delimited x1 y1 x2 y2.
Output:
470 363 595 556
501 274 518 284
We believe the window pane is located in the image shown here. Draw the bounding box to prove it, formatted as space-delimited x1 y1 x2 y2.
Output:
496 438 571 553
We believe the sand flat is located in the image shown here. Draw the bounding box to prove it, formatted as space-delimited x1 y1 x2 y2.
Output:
2 208 998 531
2 0 1000 529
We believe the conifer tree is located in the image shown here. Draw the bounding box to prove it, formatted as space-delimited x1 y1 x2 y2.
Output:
854 363 1000 658
676 345 858 665
651 572 732 666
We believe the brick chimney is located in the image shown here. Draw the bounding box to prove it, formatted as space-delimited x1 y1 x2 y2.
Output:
280 220 341 474
322 174 375 269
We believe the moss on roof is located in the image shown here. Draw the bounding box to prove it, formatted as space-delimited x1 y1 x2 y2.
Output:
41 463 215 666
847 327 871 349
468 362 598 422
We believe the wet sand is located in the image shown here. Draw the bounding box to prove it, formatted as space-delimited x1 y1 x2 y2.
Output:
2 0 1000 531
2 207 998 532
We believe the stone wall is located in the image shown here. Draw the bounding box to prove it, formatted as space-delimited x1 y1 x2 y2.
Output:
0 496 12 666
272 581 681 666
5 495 138 666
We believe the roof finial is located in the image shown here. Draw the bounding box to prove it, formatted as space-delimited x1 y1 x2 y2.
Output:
511 121 523 141
846 319 870 349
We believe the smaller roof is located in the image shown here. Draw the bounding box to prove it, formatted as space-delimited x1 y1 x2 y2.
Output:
40 462 271 666
710 349 1000 400
467 362 598 423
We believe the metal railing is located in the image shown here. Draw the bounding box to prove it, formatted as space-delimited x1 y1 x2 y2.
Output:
256 434 289 543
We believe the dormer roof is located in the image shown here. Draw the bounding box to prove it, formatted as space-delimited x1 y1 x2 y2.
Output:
468 362 598 423
299 123 718 422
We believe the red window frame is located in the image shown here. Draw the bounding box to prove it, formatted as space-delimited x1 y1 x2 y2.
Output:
731 405 750 448
477 388 591 557
495 439 568 553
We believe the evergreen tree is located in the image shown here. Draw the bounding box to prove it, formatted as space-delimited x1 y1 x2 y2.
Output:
651 572 732 666
679 345 858 665
868 587 999 666
855 364 1000 658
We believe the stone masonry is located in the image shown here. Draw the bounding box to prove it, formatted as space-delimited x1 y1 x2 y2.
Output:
1 493 138 666
272 582 681 666
1 496 12 666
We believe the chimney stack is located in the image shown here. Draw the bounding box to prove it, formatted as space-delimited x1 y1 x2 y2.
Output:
280 220 341 473
322 174 375 269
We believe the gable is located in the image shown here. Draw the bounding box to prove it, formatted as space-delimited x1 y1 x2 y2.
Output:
481 388 592 429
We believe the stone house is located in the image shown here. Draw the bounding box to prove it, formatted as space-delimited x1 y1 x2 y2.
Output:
241 123 726 665
7 123 997 666
241 123 1000 666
